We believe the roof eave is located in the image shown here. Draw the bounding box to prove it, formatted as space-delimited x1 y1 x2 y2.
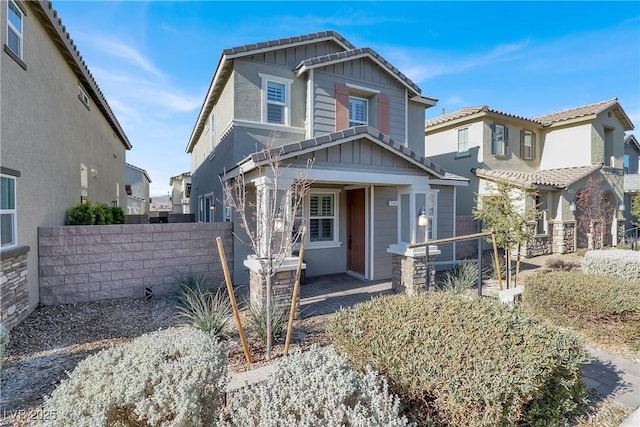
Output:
410 95 438 107
425 111 488 132
225 35 353 60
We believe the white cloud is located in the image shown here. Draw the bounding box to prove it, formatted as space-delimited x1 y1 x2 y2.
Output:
93 37 165 78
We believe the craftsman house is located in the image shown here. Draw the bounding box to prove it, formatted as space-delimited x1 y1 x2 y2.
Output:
186 31 467 285
425 98 633 256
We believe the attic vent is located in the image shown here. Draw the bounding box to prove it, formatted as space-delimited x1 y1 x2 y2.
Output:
78 85 90 110
185 183 192 197
608 111 612 117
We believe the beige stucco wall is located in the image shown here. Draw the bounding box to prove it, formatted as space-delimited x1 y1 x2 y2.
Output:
539 123 592 169
1 2 128 309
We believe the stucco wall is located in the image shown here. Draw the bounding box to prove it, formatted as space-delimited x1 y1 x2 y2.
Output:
539 124 592 169
1 3 128 311
38 223 232 305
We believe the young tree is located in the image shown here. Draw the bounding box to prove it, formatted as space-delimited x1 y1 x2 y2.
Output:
222 136 312 360
575 177 612 249
473 181 541 288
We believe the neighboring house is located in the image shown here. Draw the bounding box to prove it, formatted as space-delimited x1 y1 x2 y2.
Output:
624 134 640 232
186 31 467 284
425 99 633 256
169 172 192 215
1 1 131 327
125 163 152 214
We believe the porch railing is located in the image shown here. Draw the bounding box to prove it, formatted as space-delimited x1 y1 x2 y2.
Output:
624 226 640 250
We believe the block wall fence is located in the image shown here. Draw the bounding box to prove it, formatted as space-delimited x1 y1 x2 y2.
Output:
38 223 233 305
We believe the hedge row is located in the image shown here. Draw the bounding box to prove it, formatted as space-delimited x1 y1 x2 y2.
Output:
523 271 640 350
67 200 125 225
329 293 587 426
581 249 640 282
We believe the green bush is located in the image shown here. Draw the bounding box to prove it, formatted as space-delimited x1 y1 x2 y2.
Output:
330 293 587 426
0 323 8 368
67 201 95 225
177 282 231 339
581 249 640 282
110 205 125 224
93 204 112 225
222 346 410 427
523 271 640 350
41 327 227 427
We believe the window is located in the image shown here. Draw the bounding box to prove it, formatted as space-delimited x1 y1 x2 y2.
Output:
309 193 335 242
260 74 292 126
1 175 17 249
535 194 548 235
457 127 469 155
398 190 437 244
349 97 368 127
521 130 536 160
7 0 23 59
491 123 508 156
198 196 204 222
624 155 630 174
78 86 90 110
204 194 214 222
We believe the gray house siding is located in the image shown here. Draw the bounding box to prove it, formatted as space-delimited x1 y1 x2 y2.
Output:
407 101 426 155
625 140 639 174
433 185 455 263
373 186 397 279
312 66 406 142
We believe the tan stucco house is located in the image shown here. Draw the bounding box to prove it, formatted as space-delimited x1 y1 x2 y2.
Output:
624 134 640 232
425 98 634 256
125 163 151 214
169 172 192 215
186 31 467 287
1 0 131 328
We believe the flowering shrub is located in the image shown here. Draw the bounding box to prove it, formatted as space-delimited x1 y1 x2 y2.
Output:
41 327 226 427
330 293 587 426
581 249 640 282
222 346 411 427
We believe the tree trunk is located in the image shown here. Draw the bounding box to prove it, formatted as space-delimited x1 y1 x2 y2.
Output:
265 272 272 361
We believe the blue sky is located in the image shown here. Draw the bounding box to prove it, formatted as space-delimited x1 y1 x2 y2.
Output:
52 1 640 196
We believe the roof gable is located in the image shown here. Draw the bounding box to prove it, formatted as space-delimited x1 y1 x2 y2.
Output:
474 164 603 190
625 134 640 152
425 106 541 130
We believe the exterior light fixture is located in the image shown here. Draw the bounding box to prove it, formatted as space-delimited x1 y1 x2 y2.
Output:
569 202 576 212
418 207 429 227
619 203 625 211
274 213 286 232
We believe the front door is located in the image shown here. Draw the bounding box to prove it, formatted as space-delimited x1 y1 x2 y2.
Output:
347 188 366 275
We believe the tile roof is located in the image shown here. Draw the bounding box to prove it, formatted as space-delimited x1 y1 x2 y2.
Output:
532 98 619 125
31 1 131 149
297 48 421 95
624 174 640 193
244 126 466 181
425 106 540 128
626 134 640 152
223 31 355 56
474 164 603 189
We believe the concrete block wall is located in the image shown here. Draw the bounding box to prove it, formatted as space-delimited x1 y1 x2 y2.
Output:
38 223 233 305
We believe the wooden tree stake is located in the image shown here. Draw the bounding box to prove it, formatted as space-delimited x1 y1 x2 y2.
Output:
491 232 503 291
284 226 307 356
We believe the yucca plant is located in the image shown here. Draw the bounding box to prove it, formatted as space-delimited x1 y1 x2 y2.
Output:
249 299 286 345
440 263 479 294
177 284 231 339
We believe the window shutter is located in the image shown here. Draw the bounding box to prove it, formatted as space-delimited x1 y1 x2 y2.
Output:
504 126 509 152
520 130 525 157
532 133 536 159
377 93 390 134
335 84 349 131
490 123 496 154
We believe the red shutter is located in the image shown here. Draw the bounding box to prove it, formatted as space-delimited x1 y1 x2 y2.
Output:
335 84 349 131
378 93 390 135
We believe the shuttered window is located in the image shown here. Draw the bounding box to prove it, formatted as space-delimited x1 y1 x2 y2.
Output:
260 74 292 126
7 1 23 59
520 130 536 160
309 193 335 242
349 97 368 127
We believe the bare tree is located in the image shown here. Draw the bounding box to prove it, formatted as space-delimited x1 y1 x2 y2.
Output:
575 177 612 249
221 136 312 360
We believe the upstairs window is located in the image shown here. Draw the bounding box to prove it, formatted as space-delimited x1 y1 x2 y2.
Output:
349 97 368 127
260 74 292 126
78 86 90 110
521 130 536 160
457 127 469 155
7 0 23 59
491 123 508 156
535 194 548 235
1 175 17 249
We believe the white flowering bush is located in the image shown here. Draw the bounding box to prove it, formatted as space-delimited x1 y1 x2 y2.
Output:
221 346 411 427
41 327 227 427
581 249 640 282
0 323 8 367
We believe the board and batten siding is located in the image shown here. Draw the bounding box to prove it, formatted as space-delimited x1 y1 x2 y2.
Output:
373 186 398 279
312 65 406 142
292 138 423 175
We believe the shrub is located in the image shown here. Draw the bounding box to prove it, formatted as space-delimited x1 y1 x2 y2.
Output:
439 263 478 294
0 323 8 367
93 204 112 225
41 327 227 427
110 205 125 224
177 284 231 339
330 293 587 426
248 298 286 345
221 346 411 427
581 249 640 282
523 271 640 350
67 201 95 225
545 257 578 271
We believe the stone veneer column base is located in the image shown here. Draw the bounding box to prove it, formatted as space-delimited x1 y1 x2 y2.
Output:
389 245 439 295
551 221 576 254
245 257 304 320
1 246 31 329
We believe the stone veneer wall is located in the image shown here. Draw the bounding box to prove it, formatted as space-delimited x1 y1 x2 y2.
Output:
391 254 436 295
38 223 232 305
526 235 552 257
1 247 31 329
551 221 576 254
249 268 300 320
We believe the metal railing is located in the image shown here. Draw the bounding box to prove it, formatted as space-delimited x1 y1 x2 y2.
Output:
624 226 640 250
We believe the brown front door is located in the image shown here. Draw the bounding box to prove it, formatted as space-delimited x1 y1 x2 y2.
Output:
347 188 366 275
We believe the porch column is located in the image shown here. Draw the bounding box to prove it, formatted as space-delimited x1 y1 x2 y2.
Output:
389 245 440 295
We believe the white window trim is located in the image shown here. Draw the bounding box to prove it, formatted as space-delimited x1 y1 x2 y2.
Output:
345 82 380 94
259 73 292 126
1 174 18 250
198 195 204 222
397 189 438 246
295 189 342 250
7 0 23 60
523 130 534 160
457 127 469 155
349 96 369 127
